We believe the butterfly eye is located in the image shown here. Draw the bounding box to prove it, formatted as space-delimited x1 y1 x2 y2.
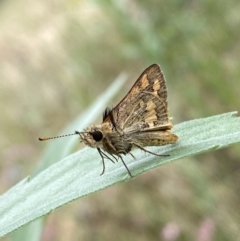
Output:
91 130 103 142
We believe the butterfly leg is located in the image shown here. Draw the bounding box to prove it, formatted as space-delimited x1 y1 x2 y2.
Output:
118 155 133 178
97 148 107 175
132 143 169 157
97 148 118 175
129 152 135 159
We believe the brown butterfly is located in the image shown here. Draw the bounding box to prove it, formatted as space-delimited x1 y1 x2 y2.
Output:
39 64 178 177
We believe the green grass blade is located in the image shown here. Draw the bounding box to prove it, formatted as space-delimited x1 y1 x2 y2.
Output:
1 111 240 238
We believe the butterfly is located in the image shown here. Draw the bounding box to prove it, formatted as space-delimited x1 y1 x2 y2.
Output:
39 64 178 177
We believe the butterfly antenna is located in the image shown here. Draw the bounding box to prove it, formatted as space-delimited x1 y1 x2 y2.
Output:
39 132 81 141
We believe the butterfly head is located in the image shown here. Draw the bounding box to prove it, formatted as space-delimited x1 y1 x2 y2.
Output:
77 126 104 148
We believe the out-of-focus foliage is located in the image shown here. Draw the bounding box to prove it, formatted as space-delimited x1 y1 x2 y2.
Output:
0 0 239 240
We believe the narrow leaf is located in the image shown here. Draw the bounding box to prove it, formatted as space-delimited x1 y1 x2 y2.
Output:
1 111 240 238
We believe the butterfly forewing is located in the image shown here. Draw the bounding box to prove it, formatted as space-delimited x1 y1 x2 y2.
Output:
103 64 171 133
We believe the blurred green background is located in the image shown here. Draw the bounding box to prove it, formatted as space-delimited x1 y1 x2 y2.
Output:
0 0 240 240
